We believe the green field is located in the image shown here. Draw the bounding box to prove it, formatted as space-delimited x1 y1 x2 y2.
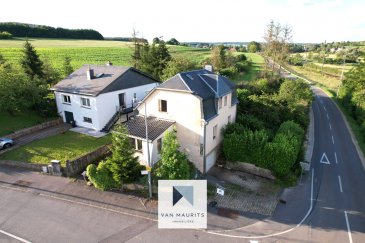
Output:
233 53 264 83
0 131 111 166
0 38 211 72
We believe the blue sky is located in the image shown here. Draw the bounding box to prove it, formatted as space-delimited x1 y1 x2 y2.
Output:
1 0 364 43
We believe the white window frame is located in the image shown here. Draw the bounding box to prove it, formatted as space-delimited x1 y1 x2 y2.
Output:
81 97 91 108
159 99 167 112
224 96 227 106
62 95 71 104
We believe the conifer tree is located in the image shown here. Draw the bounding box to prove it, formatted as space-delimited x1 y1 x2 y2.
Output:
20 40 44 79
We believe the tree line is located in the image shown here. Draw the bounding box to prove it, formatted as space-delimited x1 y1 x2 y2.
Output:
0 22 104 40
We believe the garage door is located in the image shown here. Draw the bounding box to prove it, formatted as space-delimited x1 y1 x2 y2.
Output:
206 150 216 172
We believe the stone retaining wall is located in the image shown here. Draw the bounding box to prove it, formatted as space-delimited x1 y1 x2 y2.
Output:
5 118 63 140
225 161 276 180
0 160 47 171
64 144 111 177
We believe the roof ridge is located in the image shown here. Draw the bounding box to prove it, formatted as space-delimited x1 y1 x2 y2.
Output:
178 73 192 92
198 74 218 96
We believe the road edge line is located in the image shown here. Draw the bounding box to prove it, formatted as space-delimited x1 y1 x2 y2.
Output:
0 229 31 243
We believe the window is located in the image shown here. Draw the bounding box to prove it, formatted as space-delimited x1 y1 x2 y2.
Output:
157 138 162 154
62 95 71 104
81 97 90 107
134 93 137 99
83 117 92 123
130 138 143 153
224 96 227 106
228 115 231 124
218 98 222 109
213 125 217 140
159 99 167 112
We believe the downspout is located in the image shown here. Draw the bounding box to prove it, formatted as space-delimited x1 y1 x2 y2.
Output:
203 120 208 174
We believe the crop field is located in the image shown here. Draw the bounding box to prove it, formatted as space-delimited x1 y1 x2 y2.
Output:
0 38 211 72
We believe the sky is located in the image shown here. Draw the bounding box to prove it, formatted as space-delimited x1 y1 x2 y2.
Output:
1 0 364 43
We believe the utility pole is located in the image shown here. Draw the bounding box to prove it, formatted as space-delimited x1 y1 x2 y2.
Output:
142 102 152 199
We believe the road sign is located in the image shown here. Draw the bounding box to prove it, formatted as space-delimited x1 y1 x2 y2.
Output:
216 187 224 196
320 153 330 164
141 170 148 175
146 166 152 172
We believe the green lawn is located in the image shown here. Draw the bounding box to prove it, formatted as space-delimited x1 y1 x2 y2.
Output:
0 131 111 166
0 111 54 137
232 53 265 83
0 38 211 72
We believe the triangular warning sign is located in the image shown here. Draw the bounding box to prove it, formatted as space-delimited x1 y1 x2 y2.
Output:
320 153 330 164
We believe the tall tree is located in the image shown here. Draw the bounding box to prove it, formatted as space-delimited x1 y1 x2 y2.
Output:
42 58 61 85
62 56 74 77
20 40 44 79
211 45 226 71
161 57 197 80
131 29 143 69
155 130 191 180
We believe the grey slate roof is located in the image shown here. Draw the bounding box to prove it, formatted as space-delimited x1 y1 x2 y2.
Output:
125 116 175 141
159 69 237 120
50 65 158 96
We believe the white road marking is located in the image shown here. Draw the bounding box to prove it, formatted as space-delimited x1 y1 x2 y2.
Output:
329 123 332 130
332 135 335 144
0 229 31 243
205 169 315 239
324 106 327 111
335 152 338 164
344 211 353 243
320 153 331 164
327 113 329 119
338 176 343 193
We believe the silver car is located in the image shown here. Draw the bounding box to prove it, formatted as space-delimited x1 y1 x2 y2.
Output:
0 138 14 149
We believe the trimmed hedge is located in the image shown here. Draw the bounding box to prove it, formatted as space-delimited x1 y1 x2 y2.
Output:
223 120 304 178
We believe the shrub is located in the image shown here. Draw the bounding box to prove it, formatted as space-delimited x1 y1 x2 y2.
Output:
86 161 117 191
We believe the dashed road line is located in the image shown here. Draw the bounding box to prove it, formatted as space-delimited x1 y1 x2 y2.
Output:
344 211 353 243
329 123 332 130
0 229 31 243
332 135 335 144
335 152 338 164
327 113 330 119
338 176 343 193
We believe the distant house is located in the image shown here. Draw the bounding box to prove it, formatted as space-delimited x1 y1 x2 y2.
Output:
51 63 159 132
125 68 238 173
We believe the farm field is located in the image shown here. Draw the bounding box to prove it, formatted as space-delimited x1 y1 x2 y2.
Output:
233 52 264 83
0 38 211 72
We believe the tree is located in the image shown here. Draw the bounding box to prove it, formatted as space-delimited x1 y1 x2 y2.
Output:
140 40 171 80
161 57 197 80
62 56 74 77
42 58 61 85
131 29 143 69
211 45 226 71
87 124 143 190
247 41 260 53
155 130 191 180
20 40 44 79
0 31 12 39
166 38 180 45
152 37 161 44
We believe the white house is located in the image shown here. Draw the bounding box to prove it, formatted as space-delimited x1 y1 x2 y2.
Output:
50 64 159 132
125 68 238 173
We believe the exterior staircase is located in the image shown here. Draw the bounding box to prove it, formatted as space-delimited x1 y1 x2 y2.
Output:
101 107 133 133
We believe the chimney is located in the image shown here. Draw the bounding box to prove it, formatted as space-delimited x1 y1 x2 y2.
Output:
86 68 94 80
106 61 113 66
204 64 214 72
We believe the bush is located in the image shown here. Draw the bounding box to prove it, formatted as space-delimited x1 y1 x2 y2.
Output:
0 31 12 39
220 66 238 78
86 161 117 191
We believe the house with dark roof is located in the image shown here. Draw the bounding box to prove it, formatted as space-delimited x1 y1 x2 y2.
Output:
126 67 238 172
50 63 158 132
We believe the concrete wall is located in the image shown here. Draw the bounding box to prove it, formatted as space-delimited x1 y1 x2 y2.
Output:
0 160 46 171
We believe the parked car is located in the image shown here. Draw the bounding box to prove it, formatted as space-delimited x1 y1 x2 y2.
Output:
0 138 14 150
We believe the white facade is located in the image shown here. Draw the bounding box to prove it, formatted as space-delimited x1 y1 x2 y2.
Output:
55 83 157 131
137 89 237 173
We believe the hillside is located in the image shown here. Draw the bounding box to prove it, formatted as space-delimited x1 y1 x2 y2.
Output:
0 22 103 40
0 38 212 71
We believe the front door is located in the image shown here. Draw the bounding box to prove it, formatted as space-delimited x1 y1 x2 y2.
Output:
119 93 126 108
64 111 74 124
